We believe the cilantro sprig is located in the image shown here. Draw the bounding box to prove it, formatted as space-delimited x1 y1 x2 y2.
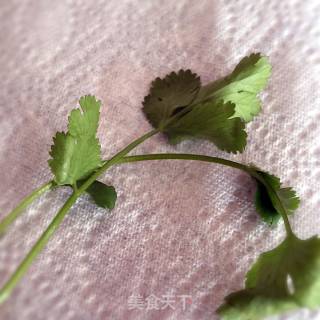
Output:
0 53 317 319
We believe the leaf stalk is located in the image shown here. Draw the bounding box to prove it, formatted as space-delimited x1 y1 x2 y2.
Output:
0 181 54 237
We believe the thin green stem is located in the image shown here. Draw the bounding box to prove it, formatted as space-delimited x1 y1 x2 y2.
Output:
0 191 78 304
118 153 294 236
269 187 294 237
118 153 251 173
160 103 194 129
0 129 159 303
0 181 54 237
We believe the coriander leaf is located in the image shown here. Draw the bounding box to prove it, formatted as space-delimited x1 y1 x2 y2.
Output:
166 100 247 153
86 180 117 210
197 53 271 122
253 169 300 225
49 95 102 186
142 69 200 129
218 235 320 320
142 54 270 154
68 95 101 136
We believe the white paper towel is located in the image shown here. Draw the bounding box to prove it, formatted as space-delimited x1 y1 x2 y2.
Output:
0 0 320 319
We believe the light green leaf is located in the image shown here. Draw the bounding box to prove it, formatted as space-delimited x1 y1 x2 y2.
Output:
253 169 300 225
197 53 271 122
142 69 200 129
49 95 102 186
166 100 247 153
218 235 320 320
85 180 117 210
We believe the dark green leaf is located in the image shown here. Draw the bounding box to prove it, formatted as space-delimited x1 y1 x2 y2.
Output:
253 170 300 225
166 100 247 153
86 180 117 210
142 69 200 129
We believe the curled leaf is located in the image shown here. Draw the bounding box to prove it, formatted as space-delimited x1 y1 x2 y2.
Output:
252 169 300 225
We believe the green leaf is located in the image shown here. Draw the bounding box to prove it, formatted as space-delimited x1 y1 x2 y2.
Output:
166 100 247 153
197 53 271 122
86 180 117 210
49 95 102 186
218 235 320 320
142 53 270 154
253 170 300 225
142 69 200 129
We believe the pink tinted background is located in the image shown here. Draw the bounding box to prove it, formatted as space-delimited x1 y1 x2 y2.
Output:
0 0 320 319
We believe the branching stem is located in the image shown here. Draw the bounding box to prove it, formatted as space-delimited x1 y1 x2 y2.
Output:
0 129 158 303
0 134 294 303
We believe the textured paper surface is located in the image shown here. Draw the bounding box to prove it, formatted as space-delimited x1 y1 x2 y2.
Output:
0 0 320 319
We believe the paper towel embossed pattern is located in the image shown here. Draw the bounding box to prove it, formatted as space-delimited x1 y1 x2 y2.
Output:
1 1 320 319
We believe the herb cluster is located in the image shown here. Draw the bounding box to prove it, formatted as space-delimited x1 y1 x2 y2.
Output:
1 53 318 319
